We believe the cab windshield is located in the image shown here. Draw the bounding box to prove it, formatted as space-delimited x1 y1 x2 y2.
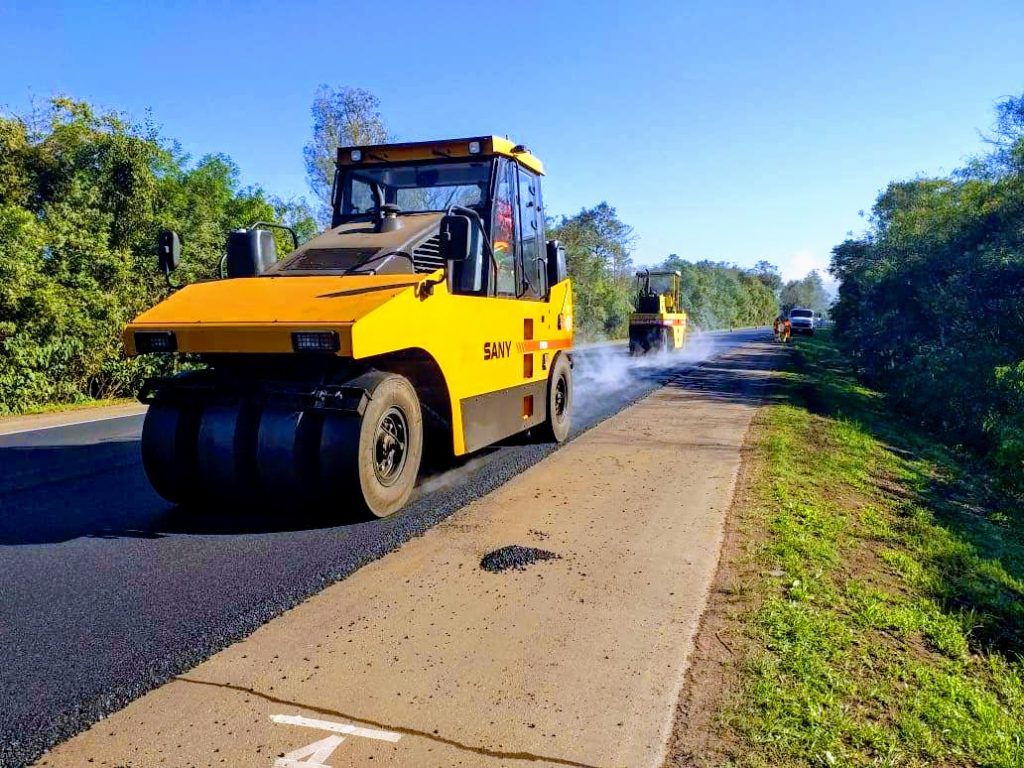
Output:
335 159 493 221
644 274 676 295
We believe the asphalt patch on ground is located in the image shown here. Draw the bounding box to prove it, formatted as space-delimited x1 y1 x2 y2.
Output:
480 545 562 573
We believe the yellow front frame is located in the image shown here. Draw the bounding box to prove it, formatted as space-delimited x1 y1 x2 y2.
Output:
125 274 574 456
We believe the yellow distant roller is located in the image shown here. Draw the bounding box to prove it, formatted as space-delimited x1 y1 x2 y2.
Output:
124 136 574 518
628 269 688 354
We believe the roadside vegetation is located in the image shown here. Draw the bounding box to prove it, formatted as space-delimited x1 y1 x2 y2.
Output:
676 331 1024 767
830 92 1024 490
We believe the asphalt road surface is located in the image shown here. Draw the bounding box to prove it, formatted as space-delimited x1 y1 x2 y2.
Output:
0 329 763 768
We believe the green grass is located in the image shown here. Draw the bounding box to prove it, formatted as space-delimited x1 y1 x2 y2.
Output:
727 332 1024 768
0 396 135 418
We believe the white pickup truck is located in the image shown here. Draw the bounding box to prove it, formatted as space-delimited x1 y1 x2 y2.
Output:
789 307 817 335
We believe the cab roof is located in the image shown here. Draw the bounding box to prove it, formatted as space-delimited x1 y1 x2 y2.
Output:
336 135 544 176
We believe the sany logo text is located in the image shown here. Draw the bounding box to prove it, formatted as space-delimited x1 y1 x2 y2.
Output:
483 341 512 360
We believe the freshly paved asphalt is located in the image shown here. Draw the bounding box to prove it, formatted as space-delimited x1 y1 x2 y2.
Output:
0 330 762 768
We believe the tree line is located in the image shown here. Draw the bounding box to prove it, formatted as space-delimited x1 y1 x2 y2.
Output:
830 92 1024 487
0 88 786 414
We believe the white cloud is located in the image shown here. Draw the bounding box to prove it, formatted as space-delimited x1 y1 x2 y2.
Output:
781 249 837 290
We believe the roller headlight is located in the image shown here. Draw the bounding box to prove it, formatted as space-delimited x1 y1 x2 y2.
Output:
292 331 340 353
134 331 177 353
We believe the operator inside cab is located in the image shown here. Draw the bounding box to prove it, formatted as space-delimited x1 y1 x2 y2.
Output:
493 170 515 296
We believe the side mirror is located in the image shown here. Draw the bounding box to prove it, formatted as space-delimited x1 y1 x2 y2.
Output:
439 214 473 262
546 239 567 287
158 230 181 274
226 229 277 278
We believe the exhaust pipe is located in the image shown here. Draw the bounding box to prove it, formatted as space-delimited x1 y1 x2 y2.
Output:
376 203 403 233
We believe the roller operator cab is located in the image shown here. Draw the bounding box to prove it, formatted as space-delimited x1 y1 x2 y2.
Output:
628 270 688 355
126 136 573 518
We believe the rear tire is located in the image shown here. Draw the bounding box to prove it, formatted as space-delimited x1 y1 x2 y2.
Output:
535 354 572 443
630 327 652 356
318 372 423 519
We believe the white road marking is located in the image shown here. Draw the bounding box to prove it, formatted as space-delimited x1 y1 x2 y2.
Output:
273 735 345 767
270 714 402 743
0 408 147 436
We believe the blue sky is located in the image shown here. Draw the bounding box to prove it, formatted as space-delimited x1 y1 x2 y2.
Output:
2 0 1022 281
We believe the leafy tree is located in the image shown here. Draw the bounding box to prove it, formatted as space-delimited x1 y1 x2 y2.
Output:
303 85 390 219
977 93 1024 175
549 203 635 339
273 197 320 247
751 260 783 297
829 91 1024 487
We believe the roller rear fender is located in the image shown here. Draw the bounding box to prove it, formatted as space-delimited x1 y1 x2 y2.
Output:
358 347 459 454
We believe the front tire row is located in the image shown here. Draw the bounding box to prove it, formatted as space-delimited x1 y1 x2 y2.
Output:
141 362 572 521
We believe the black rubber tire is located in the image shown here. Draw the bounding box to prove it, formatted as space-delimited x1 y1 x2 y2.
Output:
631 328 653 356
535 353 573 443
255 407 321 504
196 402 260 502
318 372 423 519
141 403 201 504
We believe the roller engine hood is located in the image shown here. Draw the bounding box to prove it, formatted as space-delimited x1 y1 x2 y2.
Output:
125 211 446 355
268 212 444 276
130 273 424 326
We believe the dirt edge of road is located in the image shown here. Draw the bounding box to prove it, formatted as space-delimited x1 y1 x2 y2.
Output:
662 387 775 766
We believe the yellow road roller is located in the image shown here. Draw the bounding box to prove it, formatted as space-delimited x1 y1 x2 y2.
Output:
125 136 573 518
628 269 687 354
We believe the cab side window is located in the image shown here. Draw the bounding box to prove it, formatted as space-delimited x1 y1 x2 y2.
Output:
491 160 518 297
343 174 376 215
516 166 545 299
